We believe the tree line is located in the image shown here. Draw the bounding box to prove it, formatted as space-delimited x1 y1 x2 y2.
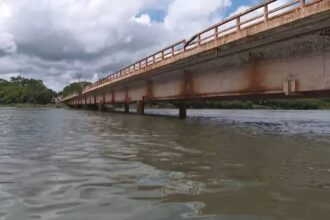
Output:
58 81 91 97
0 76 56 104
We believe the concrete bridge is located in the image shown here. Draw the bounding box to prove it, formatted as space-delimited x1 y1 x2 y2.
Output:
60 0 330 118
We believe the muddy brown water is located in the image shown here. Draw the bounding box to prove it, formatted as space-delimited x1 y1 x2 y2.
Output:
0 108 330 220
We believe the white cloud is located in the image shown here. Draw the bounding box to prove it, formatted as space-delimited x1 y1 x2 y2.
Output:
165 0 231 36
0 0 233 91
92 73 99 82
132 14 152 26
0 2 11 20
0 32 17 54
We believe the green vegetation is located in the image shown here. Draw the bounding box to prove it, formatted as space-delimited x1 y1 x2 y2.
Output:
181 100 255 109
0 103 67 108
0 76 56 105
171 99 330 110
59 81 92 97
259 99 330 110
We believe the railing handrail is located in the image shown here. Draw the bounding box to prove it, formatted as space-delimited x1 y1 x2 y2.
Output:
185 0 277 47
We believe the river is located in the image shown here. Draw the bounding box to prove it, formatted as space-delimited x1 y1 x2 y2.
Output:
0 108 330 220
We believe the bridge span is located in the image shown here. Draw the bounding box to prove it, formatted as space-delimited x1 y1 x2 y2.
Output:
60 0 330 118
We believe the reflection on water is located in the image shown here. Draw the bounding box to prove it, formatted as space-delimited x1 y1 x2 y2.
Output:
0 108 330 220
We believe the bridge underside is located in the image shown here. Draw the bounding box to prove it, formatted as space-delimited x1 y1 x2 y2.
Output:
66 7 330 117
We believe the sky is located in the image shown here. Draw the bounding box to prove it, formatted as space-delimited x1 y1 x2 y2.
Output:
0 0 267 91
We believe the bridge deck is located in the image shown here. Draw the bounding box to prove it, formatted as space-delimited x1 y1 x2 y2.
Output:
61 0 330 104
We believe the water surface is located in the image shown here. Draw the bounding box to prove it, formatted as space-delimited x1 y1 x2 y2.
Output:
1 108 330 220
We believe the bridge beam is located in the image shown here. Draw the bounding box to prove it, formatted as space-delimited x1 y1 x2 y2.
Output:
87 104 98 111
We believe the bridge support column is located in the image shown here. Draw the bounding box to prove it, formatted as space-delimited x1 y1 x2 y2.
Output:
179 102 187 119
73 104 82 109
88 104 98 111
98 103 106 111
125 103 130 113
137 101 144 115
69 104 77 109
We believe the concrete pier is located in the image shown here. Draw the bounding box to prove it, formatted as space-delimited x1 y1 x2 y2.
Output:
137 102 144 115
179 103 187 119
125 104 130 113
98 104 106 111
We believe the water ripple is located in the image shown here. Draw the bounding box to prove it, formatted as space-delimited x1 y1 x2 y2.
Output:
0 108 330 220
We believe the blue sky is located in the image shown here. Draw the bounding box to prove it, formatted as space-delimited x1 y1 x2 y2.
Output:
226 0 262 15
145 0 264 22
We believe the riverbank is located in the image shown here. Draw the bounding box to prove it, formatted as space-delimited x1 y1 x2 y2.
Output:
169 99 330 110
0 103 67 109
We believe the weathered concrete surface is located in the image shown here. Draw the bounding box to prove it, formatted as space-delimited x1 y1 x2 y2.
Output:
62 0 330 107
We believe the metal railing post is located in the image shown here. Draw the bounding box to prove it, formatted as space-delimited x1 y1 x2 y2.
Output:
236 17 241 31
215 26 219 39
300 0 305 8
264 5 268 21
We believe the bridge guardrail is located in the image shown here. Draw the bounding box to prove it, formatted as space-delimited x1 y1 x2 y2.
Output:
61 0 322 101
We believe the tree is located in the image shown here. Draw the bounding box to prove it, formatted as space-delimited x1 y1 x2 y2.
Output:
60 81 92 97
0 76 56 104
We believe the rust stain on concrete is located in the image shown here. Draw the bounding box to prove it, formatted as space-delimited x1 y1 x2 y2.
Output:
146 80 154 100
181 69 196 97
243 57 268 93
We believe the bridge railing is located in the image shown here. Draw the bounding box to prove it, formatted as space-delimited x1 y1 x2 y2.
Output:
78 0 319 95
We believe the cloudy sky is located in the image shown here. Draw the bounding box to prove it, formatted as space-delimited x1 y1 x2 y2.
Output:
0 0 266 91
